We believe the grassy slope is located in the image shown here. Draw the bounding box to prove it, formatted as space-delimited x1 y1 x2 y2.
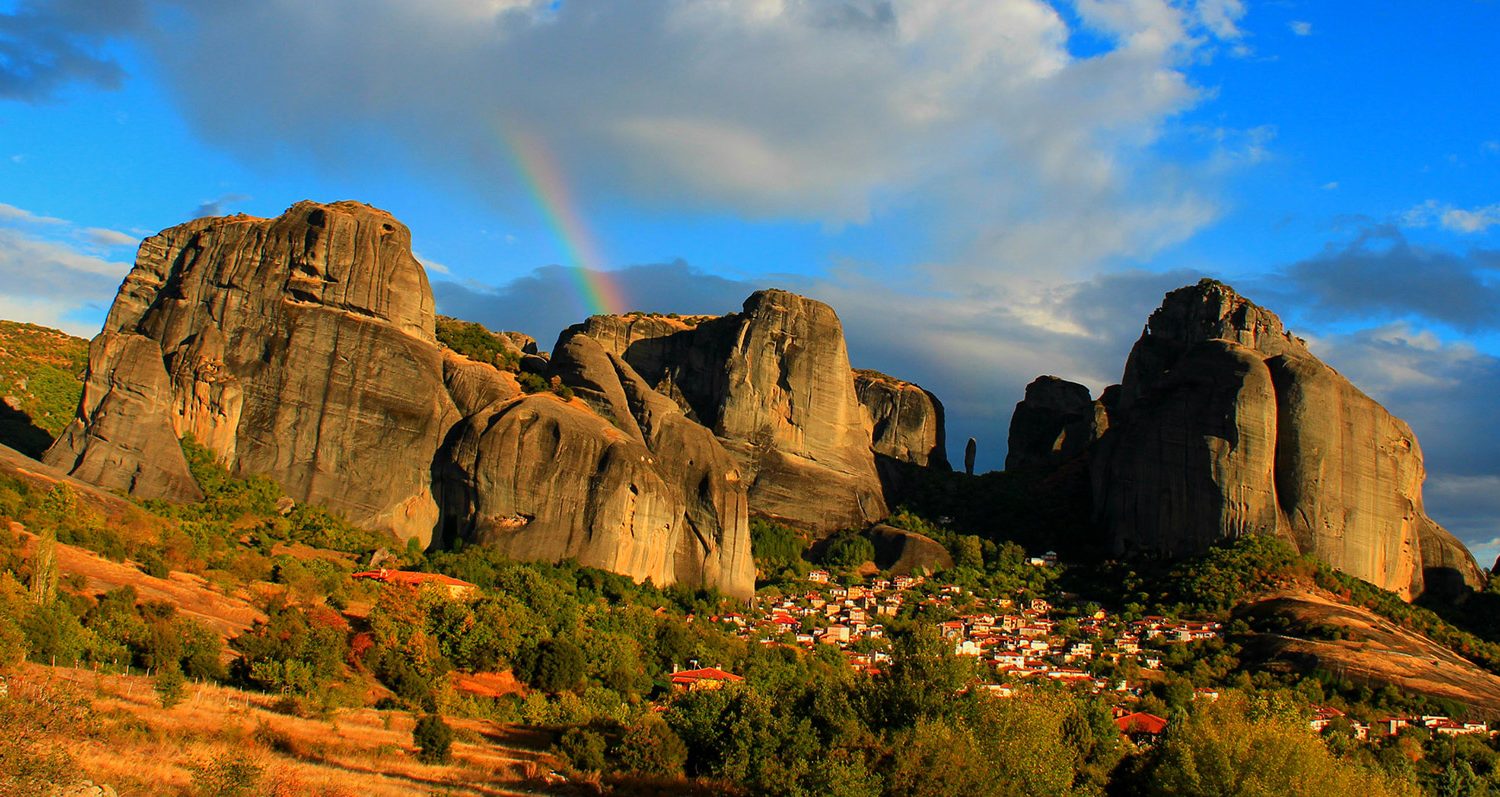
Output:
0 319 89 457
5 664 555 797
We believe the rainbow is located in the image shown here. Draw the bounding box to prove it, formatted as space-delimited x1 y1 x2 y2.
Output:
501 124 628 317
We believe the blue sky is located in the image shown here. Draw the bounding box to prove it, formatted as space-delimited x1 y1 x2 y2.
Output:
3 0 1499 562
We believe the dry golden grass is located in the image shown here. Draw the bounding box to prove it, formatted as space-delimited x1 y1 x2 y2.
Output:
14 527 267 642
11 663 561 796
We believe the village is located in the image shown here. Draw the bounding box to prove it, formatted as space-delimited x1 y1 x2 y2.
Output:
699 567 1496 744
348 562 1496 746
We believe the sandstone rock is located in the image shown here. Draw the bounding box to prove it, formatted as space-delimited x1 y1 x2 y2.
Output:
45 333 203 502
442 349 520 419
1005 376 1102 471
433 386 754 597
47 201 458 545
564 293 887 534
1086 279 1483 599
867 523 954 575
964 438 977 476
855 370 949 469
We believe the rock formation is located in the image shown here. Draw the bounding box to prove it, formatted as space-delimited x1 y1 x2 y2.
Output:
1004 376 1109 471
47 202 457 542
854 370 949 469
44 201 759 597
561 292 888 534
1041 279 1483 599
866 523 955 575
434 330 755 597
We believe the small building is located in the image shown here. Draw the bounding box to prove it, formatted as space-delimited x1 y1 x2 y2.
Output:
808 570 830 584
1115 712 1168 741
670 667 744 692
351 568 478 600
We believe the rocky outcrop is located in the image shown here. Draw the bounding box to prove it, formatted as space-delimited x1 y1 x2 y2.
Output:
48 201 458 544
1079 280 1483 599
855 370 948 469
563 293 887 534
433 389 753 598
44 333 203 503
1004 376 1108 471
47 201 756 596
440 329 757 597
866 523 954 575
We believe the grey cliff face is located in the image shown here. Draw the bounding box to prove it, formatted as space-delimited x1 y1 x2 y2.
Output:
44 201 756 597
854 370 949 469
561 291 888 534
1005 376 1106 471
1084 279 1483 599
48 201 457 544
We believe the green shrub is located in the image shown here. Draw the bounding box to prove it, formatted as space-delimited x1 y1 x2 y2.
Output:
518 372 547 394
155 662 187 708
435 317 520 371
558 726 608 772
413 713 454 764
189 751 264 797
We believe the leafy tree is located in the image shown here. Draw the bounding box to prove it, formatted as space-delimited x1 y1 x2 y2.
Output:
1140 693 1417 796
612 715 688 776
413 713 454 764
155 661 187 708
822 531 876 569
530 637 587 694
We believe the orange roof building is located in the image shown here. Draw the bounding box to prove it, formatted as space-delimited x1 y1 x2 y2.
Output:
351 568 478 599
669 667 744 691
1114 712 1168 737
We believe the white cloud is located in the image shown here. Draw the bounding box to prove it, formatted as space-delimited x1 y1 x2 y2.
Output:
1322 181 1339 190
1403 199 1500 233
1289 20 1312 36
0 202 68 225
1441 205 1500 234
139 0 1243 282
414 252 451 275
0 203 132 335
83 227 139 247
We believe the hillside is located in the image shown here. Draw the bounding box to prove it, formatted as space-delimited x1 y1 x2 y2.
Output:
1237 587 1500 718
0 320 88 458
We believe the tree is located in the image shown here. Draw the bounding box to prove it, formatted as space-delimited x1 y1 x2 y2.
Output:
28 529 57 605
413 713 454 764
1142 694 1417 796
531 637 587 694
155 661 187 709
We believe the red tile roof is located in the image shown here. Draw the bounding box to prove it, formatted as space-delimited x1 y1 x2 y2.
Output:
669 667 744 685
351 569 477 589
1115 712 1168 735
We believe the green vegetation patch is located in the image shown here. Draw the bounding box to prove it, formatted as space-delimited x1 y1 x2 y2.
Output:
0 320 89 456
435 315 521 371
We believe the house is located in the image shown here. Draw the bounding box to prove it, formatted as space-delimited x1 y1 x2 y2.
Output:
1115 712 1168 740
351 568 478 599
808 570 830 584
670 667 744 691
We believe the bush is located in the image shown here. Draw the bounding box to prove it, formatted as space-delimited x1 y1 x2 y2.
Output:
155 662 187 709
413 713 454 764
435 317 520 371
518 372 547 394
558 726 608 773
189 751 264 797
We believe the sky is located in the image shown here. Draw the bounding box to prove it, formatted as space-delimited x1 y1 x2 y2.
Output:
2 0 1498 563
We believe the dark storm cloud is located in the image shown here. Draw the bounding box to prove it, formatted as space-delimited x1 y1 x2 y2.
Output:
431 261 767 351
0 0 147 101
192 193 252 219
1278 226 1500 331
1313 326 1500 554
442 260 1208 471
